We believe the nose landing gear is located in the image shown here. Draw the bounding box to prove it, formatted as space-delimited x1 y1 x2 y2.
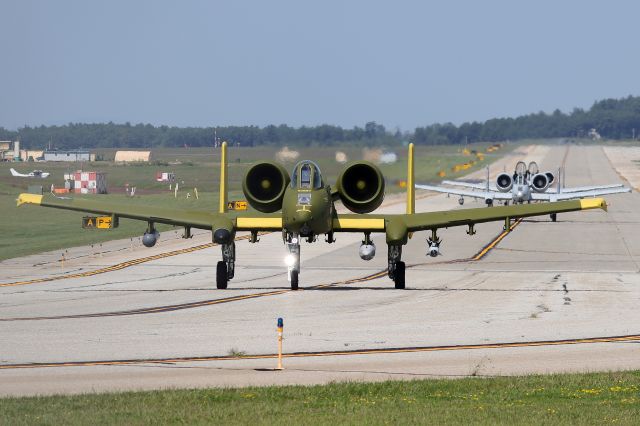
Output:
286 233 301 290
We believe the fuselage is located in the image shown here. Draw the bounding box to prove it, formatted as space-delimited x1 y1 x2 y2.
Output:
281 161 333 236
511 175 532 203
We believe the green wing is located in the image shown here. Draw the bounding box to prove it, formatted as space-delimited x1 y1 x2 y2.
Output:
333 198 607 244
401 198 606 231
16 193 282 230
18 193 607 241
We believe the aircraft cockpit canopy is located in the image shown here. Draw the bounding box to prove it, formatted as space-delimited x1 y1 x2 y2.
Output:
291 161 324 189
514 161 527 176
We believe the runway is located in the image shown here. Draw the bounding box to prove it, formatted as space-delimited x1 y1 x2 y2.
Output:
1 144 639 396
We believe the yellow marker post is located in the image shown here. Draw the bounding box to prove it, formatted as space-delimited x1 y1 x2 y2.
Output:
276 317 284 370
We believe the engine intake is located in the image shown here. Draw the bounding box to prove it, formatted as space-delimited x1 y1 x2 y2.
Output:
531 173 549 192
496 173 513 192
336 161 385 213
544 171 555 186
242 162 290 213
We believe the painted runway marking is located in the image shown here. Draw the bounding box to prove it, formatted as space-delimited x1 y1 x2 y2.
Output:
1 333 638 370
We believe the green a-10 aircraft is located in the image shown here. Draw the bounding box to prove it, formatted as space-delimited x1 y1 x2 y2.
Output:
17 143 606 290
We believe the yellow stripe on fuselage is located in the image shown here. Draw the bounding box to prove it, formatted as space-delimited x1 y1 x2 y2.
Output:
16 193 43 207
236 217 283 230
332 217 385 231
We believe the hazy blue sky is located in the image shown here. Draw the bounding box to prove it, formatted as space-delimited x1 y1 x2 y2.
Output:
1 1 639 131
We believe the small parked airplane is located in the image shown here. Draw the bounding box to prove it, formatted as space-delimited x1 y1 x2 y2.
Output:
10 168 50 178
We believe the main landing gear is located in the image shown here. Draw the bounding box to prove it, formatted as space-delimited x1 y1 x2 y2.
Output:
285 233 301 290
550 213 557 222
388 245 405 289
216 242 235 289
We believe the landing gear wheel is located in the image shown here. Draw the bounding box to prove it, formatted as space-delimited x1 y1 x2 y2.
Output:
216 261 228 289
290 270 299 290
394 261 405 289
550 213 557 222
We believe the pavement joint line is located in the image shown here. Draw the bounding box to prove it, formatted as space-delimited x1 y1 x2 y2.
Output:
2 333 639 370
0 220 519 322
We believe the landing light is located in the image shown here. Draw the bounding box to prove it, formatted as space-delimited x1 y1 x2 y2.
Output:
284 254 296 267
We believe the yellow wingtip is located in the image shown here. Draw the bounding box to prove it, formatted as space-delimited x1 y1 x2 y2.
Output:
17 193 43 207
579 198 607 211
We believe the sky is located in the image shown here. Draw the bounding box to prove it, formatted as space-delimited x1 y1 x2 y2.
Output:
1 0 639 131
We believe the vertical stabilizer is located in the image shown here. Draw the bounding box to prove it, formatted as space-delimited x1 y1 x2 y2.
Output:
486 166 490 192
219 141 228 213
407 143 415 214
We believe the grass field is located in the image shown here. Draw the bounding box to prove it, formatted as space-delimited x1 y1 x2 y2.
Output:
0 142 511 261
1 371 639 424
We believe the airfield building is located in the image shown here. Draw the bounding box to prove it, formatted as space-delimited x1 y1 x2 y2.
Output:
0 140 20 161
115 150 151 162
44 150 93 162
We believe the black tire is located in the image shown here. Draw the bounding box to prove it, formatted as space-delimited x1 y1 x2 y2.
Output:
216 261 228 289
550 213 557 222
290 270 299 290
394 261 405 289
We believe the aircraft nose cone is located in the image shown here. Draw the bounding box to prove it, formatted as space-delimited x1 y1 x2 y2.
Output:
213 228 232 244
294 210 312 224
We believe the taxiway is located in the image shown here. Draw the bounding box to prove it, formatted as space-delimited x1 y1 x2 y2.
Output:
1 144 638 396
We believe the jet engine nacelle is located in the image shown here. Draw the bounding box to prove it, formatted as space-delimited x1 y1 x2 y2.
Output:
544 171 555 186
531 173 550 192
336 161 385 214
242 161 291 213
496 173 513 192
359 242 376 260
142 231 160 247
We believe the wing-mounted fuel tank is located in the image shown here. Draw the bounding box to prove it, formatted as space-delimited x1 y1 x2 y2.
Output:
496 173 513 192
242 162 291 213
336 161 385 213
531 173 550 192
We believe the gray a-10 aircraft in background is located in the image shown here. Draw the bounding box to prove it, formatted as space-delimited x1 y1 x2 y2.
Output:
416 161 630 221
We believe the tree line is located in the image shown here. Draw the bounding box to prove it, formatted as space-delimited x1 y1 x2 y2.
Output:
1 95 639 149
413 95 640 145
